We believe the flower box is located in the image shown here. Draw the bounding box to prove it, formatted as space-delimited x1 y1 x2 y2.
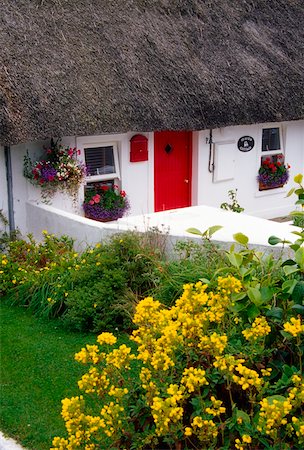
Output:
257 154 290 192
259 182 284 191
83 184 129 222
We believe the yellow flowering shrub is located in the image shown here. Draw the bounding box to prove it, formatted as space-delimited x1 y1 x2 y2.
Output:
52 275 304 450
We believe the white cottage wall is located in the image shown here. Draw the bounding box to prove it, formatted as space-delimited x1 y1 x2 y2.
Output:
7 120 304 237
196 120 304 219
75 132 152 217
0 145 9 231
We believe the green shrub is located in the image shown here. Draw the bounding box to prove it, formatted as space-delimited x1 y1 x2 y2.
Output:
63 268 131 332
2 230 166 333
151 239 228 306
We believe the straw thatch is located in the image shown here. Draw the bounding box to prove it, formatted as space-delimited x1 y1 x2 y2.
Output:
1 0 304 145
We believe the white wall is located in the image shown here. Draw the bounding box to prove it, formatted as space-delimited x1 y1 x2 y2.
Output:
9 119 304 236
196 120 304 218
0 145 8 232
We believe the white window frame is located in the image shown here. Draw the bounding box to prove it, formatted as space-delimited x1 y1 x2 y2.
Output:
260 126 284 157
255 124 286 196
77 138 121 182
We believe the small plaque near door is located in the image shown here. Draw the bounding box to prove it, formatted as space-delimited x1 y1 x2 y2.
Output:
238 136 255 152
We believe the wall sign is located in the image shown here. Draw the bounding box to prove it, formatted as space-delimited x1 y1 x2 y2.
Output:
238 136 255 152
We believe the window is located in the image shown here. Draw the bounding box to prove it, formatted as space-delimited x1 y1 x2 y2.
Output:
262 127 281 152
258 126 286 191
83 143 120 182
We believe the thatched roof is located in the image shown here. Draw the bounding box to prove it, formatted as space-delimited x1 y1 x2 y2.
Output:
1 0 304 145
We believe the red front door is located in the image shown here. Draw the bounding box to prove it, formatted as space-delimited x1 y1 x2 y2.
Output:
154 131 192 212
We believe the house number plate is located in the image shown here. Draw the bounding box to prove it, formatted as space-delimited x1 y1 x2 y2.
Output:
238 136 255 152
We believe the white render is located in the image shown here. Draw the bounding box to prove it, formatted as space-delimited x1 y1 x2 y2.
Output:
0 146 9 231
1 119 304 237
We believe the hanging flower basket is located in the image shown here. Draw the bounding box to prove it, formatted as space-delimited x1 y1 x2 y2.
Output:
257 155 290 191
23 139 86 204
83 184 129 222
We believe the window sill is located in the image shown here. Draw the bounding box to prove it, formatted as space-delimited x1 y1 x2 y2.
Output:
255 185 288 198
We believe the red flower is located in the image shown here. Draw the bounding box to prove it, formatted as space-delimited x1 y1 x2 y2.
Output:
120 190 126 197
277 162 281 166
101 185 109 191
288 164 291 169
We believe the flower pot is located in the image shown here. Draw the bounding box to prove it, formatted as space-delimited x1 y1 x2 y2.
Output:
259 182 284 191
84 213 116 222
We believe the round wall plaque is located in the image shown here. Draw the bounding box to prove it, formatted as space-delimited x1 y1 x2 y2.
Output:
238 136 255 152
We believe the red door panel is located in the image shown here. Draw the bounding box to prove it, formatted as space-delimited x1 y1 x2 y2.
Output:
154 131 192 212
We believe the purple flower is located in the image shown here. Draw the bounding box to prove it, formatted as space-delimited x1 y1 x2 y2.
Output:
41 166 57 182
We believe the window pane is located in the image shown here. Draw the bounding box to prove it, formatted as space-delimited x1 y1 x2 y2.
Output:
262 128 281 152
84 146 115 176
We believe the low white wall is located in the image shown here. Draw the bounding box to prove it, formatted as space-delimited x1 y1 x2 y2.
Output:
26 201 296 257
26 201 128 250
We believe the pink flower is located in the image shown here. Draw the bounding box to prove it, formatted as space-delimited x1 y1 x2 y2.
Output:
92 194 101 203
68 148 74 156
89 200 94 205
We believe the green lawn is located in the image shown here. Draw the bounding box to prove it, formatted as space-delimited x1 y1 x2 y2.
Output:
0 302 98 450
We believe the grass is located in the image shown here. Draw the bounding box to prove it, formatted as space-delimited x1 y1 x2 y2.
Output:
0 302 99 450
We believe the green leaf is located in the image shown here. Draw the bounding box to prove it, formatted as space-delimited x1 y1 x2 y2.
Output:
282 279 298 294
280 330 292 339
247 287 263 306
295 247 304 269
227 253 243 268
292 281 304 304
283 265 299 276
247 304 260 319
207 225 223 237
260 287 274 303
286 187 295 197
199 278 210 285
232 292 247 301
233 233 249 246
291 304 304 315
186 228 203 236
282 259 297 266
268 236 282 246
266 307 283 320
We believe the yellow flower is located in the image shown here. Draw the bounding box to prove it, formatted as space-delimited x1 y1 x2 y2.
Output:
283 317 304 337
242 316 271 341
97 332 117 346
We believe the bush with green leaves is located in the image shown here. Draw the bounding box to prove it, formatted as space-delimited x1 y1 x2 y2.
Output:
2 230 166 332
